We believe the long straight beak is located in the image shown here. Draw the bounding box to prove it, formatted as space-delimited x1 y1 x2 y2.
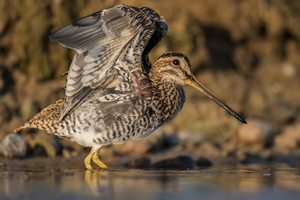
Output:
185 76 247 123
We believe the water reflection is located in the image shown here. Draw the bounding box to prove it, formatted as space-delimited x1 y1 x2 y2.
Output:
1 165 300 200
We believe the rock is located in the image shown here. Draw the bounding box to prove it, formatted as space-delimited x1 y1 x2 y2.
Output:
31 144 48 157
151 155 196 170
274 123 300 152
239 153 261 164
178 131 204 145
115 140 153 156
116 133 179 156
260 149 273 161
237 149 272 164
237 119 276 149
197 142 222 158
282 62 297 78
0 102 12 125
124 157 151 169
161 133 180 147
0 133 27 158
23 133 62 157
62 145 81 158
195 157 213 167
62 149 75 159
150 133 179 152
0 67 14 95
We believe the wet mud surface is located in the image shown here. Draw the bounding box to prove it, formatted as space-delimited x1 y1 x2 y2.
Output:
0 158 300 200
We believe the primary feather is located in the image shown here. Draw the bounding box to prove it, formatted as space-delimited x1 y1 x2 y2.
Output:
49 4 168 120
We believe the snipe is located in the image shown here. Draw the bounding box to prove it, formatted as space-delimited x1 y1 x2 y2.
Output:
15 4 246 170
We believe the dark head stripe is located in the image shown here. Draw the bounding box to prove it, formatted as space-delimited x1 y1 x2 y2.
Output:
159 52 191 66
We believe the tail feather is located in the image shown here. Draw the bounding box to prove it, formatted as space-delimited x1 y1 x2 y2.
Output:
14 99 64 134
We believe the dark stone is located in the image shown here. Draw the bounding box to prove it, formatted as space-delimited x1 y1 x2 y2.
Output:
196 157 213 168
151 155 196 170
124 157 151 169
0 103 12 124
149 133 179 153
240 153 261 164
0 67 14 95
31 144 48 157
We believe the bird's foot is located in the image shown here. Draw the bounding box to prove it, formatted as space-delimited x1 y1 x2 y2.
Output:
84 151 108 170
92 152 108 169
84 151 93 170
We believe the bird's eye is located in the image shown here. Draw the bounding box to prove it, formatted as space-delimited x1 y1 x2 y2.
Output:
172 59 180 66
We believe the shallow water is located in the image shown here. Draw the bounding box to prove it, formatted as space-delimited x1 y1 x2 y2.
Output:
1 164 300 200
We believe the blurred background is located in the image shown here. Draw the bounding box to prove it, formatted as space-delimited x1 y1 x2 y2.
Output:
0 0 300 166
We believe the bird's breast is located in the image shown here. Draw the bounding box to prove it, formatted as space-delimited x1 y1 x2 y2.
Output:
152 84 185 123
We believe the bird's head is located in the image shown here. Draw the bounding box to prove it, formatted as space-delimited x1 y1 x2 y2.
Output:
152 52 247 123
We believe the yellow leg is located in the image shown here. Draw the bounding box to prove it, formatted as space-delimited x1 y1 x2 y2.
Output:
92 150 108 169
84 151 93 170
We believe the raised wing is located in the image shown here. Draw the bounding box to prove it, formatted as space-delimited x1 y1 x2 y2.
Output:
49 4 168 120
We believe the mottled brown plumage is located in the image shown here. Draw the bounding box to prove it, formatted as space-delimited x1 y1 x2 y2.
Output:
15 4 246 170
14 99 64 133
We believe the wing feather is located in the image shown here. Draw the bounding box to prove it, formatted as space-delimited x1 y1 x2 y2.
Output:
49 4 168 120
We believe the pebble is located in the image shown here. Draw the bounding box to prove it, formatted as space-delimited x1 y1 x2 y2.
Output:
196 157 213 167
151 155 196 170
0 103 12 125
0 133 27 158
274 123 300 152
239 153 261 164
197 142 222 158
23 133 62 157
237 149 273 164
0 67 14 95
282 62 297 78
150 133 179 152
124 157 151 169
115 140 153 156
178 131 204 145
237 119 276 148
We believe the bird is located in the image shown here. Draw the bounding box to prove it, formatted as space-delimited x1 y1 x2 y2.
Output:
14 4 246 170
